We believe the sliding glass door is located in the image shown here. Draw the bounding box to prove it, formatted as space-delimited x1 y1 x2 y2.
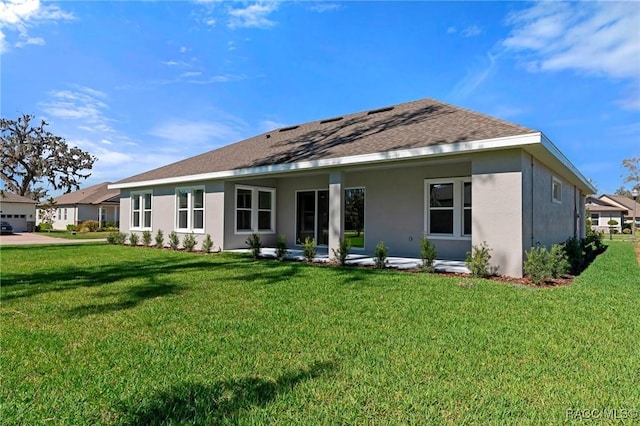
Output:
296 190 329 245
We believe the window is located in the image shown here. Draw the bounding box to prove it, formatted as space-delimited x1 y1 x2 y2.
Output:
345 188 365 248
591 213 599 227
64 208 68 220
58 209 61 220
425 178 471 238
235 185 275 233
176 187 205 232
296 190 328 245
131 191 152 229
552 177 562 204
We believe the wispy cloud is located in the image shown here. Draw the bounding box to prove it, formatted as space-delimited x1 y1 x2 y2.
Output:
148 120 244 150
450 52 497 100
39 86 114 133
503 2 640 80
0 0 74 53
155 73 246 85
259 119 287 133
446 25 482 37
228 2 278 29
309 3 341 13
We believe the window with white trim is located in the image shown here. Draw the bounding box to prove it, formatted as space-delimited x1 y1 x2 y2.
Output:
175 187 205 232
64 208 68 220
235 185 275 233
552 177 562 204
131 191 152 230
425 178 471 238
590 213 599 226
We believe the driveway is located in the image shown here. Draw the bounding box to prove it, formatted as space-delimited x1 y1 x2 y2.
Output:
0 232 106 246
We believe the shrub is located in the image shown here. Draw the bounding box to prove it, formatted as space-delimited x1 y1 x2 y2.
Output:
39 222 52 231
419 236 437 272
563 237 584 275
524 246 551 285
465 241 492 278
106 231 127 245
183 233 197 252
583 232 605 263
622 228 631 234
168 231 180 250
154 229 165 249
66 224 77 232
80 220 100 232
550 244 570 278
275 234 288 261
202 234 214 253
245 233 262 259
374 241 388 269
129 232 140 246
303 237 316 262
332 238 351 266
141 230 152 247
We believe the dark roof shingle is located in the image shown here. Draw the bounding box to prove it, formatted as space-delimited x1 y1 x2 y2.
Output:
52 182 119 205
116 98 536 185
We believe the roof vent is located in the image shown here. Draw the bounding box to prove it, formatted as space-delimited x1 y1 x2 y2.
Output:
279 125 299 132
320 116 343 124
367 106 394 115
265 134 271 139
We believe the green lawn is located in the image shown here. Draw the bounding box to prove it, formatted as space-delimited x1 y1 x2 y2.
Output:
1 242 639 424
35 230 108 240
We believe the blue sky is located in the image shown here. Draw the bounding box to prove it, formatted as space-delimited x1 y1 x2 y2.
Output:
1 0 639 195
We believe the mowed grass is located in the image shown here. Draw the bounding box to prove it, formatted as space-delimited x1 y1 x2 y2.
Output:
1 242 639 425
34 230 108 240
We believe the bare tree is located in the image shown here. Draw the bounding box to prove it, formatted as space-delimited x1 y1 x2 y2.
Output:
1 114 96 201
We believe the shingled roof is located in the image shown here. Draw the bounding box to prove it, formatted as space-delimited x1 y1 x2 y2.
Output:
52 182 119 205
0 192 38 204
115 98 536 185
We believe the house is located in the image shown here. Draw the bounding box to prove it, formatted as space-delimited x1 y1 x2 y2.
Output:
0 192 38 232
37 182 120 230
587 194 640 233
110 98 595 277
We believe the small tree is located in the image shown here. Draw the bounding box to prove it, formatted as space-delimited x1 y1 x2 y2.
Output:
524 246 551 285
550 244 570 278
374 241 388 269
303 237 316 262
419 236 437 272
154 229 164 249
202 234 214 253
465 241 492 278
607 219 618 240
183 233 196 252
621 156 640 193
168 231 180 250
141 230 152 247
129 232 140 246
245 232 262 259
275 234 288 261
332 238 351 266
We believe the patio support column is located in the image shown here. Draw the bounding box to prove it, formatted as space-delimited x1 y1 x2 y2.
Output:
328 170 344 261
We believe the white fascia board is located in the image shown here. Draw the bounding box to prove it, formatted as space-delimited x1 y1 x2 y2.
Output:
539 133 597 194
109 133 542 189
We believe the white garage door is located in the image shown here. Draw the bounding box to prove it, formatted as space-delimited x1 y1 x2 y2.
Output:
1 214 28 232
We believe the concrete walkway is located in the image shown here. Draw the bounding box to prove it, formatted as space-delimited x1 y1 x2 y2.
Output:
0 232 106 246
229 248 470 273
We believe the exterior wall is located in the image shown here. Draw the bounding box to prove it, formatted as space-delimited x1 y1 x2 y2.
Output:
590 212 625 233
0 202 36 232
472 150 524 277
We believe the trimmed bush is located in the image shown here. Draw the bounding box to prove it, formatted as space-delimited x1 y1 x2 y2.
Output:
245 233 262 259
374 241 388 269
419 236 437 272
275 234 288 261
66 224 77 232
183 233 197 252
168 231 180 250
332 238 351 266
465 241 492 278
142 230 152 247
79 220 100 232
154 229 164 249
202 234 214 253
303 237 316 262
106 231 126 245
524 246 551 285
129 233 140 246
550 244 570 278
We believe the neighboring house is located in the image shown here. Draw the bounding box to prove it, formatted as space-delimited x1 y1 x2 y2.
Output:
37 182 120 230
587 194 640 233
0 192 37 232
110 98 595 277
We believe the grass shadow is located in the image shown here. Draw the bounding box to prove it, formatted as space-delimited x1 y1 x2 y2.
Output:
119 360 337 425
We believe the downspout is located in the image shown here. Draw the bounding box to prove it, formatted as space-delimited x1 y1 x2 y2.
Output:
530 155 534 249
573 185 577 238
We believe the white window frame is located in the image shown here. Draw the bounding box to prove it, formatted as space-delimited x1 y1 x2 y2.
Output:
64 208 68 220
344 186 366 250
131 190 153 231
552 177 562 204
590 213 599 227
234 185 276 234
175 186 205 233
424 177 471 240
